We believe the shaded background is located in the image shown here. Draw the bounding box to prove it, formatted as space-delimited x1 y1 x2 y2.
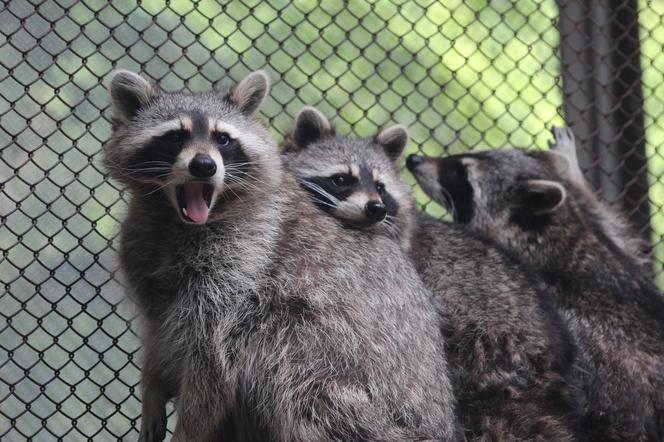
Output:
1 0 662 439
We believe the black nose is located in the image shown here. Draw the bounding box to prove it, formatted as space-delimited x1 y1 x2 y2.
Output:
406 154 422 169
189 154 217 178
365 200 387 222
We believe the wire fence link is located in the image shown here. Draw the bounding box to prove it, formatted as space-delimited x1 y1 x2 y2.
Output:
1 0 662 439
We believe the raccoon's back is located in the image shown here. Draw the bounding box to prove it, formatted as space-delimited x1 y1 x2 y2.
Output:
411 213 580 440
412 214 570 348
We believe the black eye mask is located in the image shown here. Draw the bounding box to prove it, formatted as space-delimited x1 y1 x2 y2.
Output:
299 174 357 214
438 158 474 224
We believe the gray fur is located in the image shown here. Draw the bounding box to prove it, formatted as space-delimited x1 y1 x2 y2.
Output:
287 106 335 149
284 111 582 441
374 124 409 161
283 112 416 251
409 134 664 441
108 69 156 123
104 71 457 441
226 70 270 116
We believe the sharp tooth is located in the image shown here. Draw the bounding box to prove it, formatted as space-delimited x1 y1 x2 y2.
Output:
182 207 188 217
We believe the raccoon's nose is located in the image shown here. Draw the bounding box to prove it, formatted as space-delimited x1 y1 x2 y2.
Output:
189 154 217 178
406 154 422 169
365 200 387 222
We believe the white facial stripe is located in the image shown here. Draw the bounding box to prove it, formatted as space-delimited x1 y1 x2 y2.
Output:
180 116 193 131
123 119 185 149
336 200 366 221
372 168 379 182
174 146 196 174
463 160 483 206
207 146 223 167
347 192 370 208
212 120 242 140
350 164 360 178
297 164 350 177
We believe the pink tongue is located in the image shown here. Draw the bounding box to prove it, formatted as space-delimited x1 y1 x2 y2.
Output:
183 183 209 223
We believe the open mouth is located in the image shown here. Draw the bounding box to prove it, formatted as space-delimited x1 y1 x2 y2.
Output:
176 182 214 223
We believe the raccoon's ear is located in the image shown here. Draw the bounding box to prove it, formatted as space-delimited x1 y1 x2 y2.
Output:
108 70 156 122
292 106 332 149
227 70 270 116
516 179 566 214
375 124 409 162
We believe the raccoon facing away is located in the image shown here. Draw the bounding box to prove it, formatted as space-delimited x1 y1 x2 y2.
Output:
104 71 458 441
547 127 654 280
407 128 664 441
283 107 582 441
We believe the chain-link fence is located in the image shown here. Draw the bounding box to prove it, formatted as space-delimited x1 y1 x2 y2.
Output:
1 0 663 439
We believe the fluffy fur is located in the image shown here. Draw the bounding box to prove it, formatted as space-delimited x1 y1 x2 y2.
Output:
283 108 582 441
548 127 654 278
104 71 458 441
408 127 664 441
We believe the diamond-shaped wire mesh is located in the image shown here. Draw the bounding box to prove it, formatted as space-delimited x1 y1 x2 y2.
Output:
1 0 662 439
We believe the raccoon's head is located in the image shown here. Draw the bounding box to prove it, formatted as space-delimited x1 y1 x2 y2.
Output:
104 70 278 224
406 148 568 242
283 106 415 246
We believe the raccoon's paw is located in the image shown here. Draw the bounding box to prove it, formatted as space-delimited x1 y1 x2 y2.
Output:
551 127 576 153
138 404 167 442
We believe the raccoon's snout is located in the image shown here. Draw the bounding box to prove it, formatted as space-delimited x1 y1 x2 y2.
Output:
406 154 422 169
365 200 387 222
189 154 217 178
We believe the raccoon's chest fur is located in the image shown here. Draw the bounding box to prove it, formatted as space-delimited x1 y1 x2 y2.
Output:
120 205 278 389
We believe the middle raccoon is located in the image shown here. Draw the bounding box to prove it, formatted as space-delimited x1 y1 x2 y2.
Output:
283 107 581 441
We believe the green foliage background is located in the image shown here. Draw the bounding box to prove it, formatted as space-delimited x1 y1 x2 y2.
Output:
0 0 662 439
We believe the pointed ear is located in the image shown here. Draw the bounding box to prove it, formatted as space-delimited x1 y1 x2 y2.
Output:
549 127 585 186
292 106 333 149
517 179 566 214
374 124 409 162
226 70 270 116
108 70 156 122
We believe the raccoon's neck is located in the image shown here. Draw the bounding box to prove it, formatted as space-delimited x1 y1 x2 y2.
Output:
127 179 286 294
523 211 652 291
573 187 653 273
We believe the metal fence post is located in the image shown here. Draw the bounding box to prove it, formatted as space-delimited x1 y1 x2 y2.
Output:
558 0 652 250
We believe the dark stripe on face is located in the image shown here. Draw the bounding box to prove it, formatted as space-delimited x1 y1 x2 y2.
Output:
300 174 357 215
128 129 189 179
217 136 251 176
356 165 399 221
438 157 474 224
190 110 209 138
381 190 399 219
366 166 400 219
359 165 374 188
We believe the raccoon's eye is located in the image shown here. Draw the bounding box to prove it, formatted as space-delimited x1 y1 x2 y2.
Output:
376 182 386 195
213 132 231 147
331 174 351 187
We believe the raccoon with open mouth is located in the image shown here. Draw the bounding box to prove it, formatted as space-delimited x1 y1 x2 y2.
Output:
104 71 458 441
283 107 582 441
407 128 664 441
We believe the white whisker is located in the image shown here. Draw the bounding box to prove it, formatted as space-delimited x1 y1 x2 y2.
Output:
300 180 340 207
